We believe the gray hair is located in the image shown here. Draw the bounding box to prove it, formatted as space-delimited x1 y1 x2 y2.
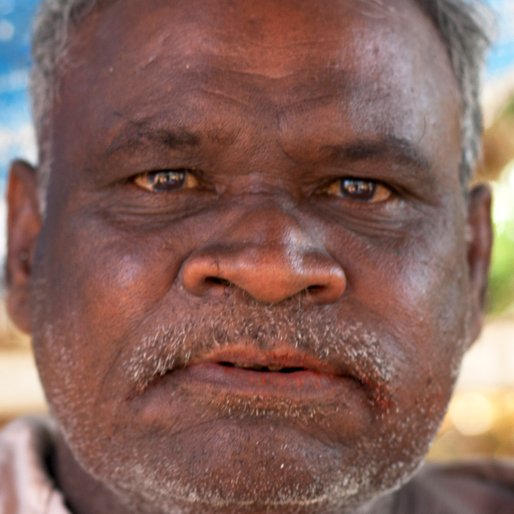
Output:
30 0 493 194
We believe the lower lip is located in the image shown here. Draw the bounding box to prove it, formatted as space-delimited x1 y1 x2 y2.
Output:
129 363 373 434
150 362 362 401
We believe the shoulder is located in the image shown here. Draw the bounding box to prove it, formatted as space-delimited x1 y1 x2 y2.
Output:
0 416 69 514
392 459 514 514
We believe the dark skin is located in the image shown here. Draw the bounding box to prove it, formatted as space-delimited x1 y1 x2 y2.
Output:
6 0 492 513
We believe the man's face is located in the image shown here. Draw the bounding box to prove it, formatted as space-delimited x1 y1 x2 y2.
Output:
7 0 491 512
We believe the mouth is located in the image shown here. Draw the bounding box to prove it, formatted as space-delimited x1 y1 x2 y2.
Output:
218 361 307 373
140 345 366 402
191 345 339 372
125 340 388 437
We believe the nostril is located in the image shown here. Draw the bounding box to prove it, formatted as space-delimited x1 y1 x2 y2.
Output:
205 277 231 287
181 246 346 303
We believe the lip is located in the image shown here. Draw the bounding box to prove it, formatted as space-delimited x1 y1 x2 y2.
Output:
171 362 360 400
126 343 381 433
138 344 366 402
188 344 343 375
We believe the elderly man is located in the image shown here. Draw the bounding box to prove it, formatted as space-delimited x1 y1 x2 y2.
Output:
1 0 513 512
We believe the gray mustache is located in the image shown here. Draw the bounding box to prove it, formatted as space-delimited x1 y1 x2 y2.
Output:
122 297 396 401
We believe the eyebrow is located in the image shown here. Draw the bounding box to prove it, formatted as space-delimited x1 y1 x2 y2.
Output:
321 135 433 174
105 119 201 157
105 118 433 180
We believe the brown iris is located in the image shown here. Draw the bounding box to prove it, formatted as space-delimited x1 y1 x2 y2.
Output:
328 178 391 203
134 170 199 192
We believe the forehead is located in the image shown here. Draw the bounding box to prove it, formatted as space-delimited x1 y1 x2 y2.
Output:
51 0 461 178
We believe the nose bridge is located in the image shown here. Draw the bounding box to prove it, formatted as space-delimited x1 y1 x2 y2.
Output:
226 201 313 249
180 200 346 304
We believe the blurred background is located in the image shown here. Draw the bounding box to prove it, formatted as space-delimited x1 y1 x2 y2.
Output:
0 0 513 461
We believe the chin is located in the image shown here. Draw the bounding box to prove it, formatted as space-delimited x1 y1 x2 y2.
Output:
66 416 427 514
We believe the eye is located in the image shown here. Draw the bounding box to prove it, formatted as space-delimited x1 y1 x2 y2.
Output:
327 178 392 203
133 169 199 192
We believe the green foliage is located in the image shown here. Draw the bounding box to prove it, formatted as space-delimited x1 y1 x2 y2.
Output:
487 167 514 315
488 220 514 314
504 97 514 117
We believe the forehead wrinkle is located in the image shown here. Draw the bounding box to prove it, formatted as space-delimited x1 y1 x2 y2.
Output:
177 60 357 115
199 87 255 113
352 0 397 19
168 63 322 105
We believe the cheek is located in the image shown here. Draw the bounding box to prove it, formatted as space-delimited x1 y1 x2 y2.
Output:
327 213 471 403
331 224 471 469
398 227 470 366
30 217 190 429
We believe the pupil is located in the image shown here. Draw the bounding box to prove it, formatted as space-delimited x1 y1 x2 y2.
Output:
342 179 375 200
152 171 185 191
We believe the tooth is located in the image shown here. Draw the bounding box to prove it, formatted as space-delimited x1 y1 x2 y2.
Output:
233 363 268 371
267 365 283 372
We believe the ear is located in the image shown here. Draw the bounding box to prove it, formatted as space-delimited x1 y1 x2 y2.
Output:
465 184 493 345
5 160 42 334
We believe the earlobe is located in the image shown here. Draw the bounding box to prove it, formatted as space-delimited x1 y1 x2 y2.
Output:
5 160 42 334
466 184 493 345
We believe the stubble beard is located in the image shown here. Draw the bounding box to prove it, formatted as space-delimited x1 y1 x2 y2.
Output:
31 284 469 514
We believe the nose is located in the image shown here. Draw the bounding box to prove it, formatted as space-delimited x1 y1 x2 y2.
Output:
180 206 346 304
